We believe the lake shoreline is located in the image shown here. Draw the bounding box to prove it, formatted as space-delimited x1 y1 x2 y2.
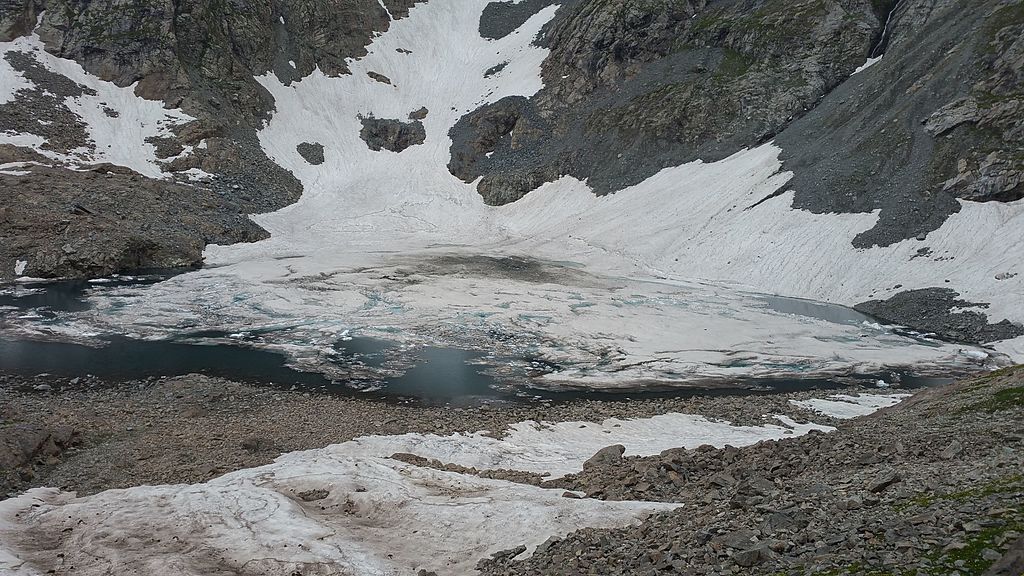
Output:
2 371 886 498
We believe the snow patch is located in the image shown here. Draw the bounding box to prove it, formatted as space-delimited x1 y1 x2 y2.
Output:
13 260 27 276
0 32 194 178
0 410 836 576
791 393 911 419
852 55 882 75
0 54 32 105
337 412 835 480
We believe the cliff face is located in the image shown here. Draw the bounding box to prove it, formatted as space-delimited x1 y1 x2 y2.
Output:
450 0 884 204
450 0 1023 248
0 0 1021 287
777 0 1024 248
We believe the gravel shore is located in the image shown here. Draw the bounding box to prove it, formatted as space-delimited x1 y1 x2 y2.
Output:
3 368 1021 576
2 373 885 498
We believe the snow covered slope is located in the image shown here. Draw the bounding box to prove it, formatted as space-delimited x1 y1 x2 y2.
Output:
0 30 196 179
5 0 1021 383
0 409 837 576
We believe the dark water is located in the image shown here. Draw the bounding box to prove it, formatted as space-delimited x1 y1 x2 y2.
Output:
760 295 877 325
0 274 173 314
0 334 952 406
1 277 953 406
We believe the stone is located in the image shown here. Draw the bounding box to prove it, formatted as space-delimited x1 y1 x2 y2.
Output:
359 115 426 153
583 444 625 469
984 536 1024 576
867 469 901 493
940 440 964 460
733 548 763 567
297 489 330 502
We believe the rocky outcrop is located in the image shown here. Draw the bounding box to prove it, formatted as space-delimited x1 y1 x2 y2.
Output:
854 288 1024 344
359 115 426 152
0 147 266 280
451 0 883 204
0 421 79 489
777 0 1024 247
297 142 325 165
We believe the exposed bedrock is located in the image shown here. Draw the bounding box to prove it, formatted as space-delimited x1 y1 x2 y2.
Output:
0 146 267 280
359 116 427 153
453 0 1024 246
777 0 1024 247
854 288 1024 345
479 0 559 40
297 142 325 165
452 0 882 204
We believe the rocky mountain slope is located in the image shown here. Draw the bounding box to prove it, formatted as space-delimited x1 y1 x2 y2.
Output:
0 0 423 276
478 366 1024 575
452 0 1024 243
0 1 1022 352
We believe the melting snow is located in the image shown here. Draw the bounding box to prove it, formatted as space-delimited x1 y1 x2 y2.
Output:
2 0 1021 382
0 408 844 576
0 31 194 178
852 55 882 75
791 393 911 419
0 55 32 105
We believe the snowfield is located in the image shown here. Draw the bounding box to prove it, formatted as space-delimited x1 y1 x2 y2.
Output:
0 30 195 179
790 392 912 420
0 2 1018 574
0 407 850 576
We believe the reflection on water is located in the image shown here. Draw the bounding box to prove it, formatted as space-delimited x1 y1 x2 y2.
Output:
0 334 952 406
759 295 876 325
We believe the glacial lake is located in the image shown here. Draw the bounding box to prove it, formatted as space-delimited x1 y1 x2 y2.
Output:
0 278 953 406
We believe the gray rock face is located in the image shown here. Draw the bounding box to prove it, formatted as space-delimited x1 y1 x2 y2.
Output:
479 0 557 40
854 288 1024 344
297 142 325 165
452 0 882 205
359 116 426 152
777 0 1024 247
0 146 266 281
